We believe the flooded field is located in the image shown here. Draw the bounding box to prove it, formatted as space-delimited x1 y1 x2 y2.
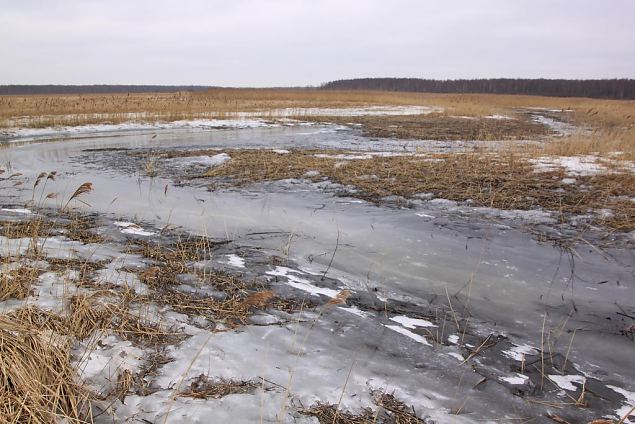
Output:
1 111 633 423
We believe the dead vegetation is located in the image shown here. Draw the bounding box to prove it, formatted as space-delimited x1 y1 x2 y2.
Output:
0 314 91 423
130 239 310 325
180 374 259 399
7 292 181 346
299 391 425 423
2 89 634 132
0 219 52 239
305 113 551 141
0 266 40 300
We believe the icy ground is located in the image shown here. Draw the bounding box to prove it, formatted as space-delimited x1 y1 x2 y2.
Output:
0 116 633 423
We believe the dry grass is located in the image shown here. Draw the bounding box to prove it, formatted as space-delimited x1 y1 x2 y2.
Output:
0 315 91 423
7 292 181 347
299 391 424 423
0 219 52 239
2 89 634 131
179 374 259 399
129 239 310 325
538 127 635 160
0 266 40 300
305 113 551 141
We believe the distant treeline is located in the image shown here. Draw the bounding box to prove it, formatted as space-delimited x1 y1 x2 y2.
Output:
321 78 635 100
0 85 212 95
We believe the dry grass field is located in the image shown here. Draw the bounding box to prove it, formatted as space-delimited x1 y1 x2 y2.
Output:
1 88 634 127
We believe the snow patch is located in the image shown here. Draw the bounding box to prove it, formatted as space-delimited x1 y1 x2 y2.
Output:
485 114 514 120
548 374 585 391
384 324 431 346
531 156 605 176
266 266 341 298
390 315 437 329
1 208 32 215
114 221 155 237
501 344 538 361
501 373 529 385
224 254 245 268
447 352 464 361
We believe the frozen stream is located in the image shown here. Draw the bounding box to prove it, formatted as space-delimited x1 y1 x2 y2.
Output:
1 124 634 422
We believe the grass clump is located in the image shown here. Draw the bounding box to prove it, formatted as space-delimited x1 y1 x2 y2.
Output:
304 113 550 141
0 315 91 423
299 391 424 423
0 266 40 300
180 374 259 399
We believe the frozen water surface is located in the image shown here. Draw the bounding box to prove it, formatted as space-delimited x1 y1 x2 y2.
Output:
0 122 633 423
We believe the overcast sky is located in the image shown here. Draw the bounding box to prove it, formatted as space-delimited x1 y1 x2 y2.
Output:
1 0 633 86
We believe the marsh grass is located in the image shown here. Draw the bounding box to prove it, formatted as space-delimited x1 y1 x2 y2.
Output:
0 315 91 423
302 113 551 141
2 89 634 132
299 391 424 423
179 375 259 400
0 266 41 300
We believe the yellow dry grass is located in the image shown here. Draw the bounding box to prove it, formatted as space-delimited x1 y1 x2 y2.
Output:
2 89 634 130
0 266 40 300
0 315 91 423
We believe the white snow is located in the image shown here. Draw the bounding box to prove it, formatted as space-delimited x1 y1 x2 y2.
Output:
77 335 148 394
114 221 155 237
314 153 373 160
178 153 231 167
415 212 435 219
0 208 32 215
224 254 245 268
266 266 341 298
501 373 529 385
384 324 432 346
95 267 148 295
1 119 274 141
485 114 514 120
389 315 437 329
244 105 441 117
548 374 586 391
501 343 538 361
340 305 372 318
447 352 464 361
530 155 605 176
447 334 460 344
272 149 290 154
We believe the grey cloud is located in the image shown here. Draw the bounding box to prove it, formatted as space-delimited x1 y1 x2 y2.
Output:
1 0 633 85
